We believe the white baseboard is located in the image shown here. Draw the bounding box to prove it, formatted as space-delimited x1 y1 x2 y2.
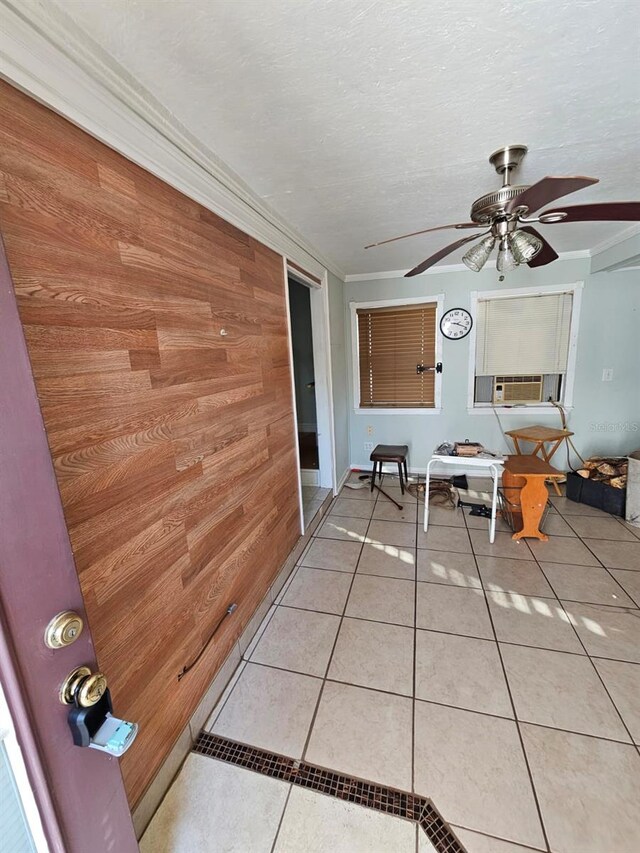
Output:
350 461 497 480
350 461 418 476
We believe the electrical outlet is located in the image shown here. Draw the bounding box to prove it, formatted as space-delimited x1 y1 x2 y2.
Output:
602 368 613 382
364 442 374 455
366 425 374 436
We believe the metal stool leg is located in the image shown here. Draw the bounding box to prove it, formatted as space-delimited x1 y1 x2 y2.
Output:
403 458 408 483
423 459 433 532
397 462 405 494
370 460 377 492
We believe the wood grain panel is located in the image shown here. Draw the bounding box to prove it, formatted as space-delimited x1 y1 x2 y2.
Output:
0 81 300 806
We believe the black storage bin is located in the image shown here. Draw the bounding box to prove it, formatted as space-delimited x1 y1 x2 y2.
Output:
565 472 626 517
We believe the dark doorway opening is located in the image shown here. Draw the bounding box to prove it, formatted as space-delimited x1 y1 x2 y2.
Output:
287 278 318 470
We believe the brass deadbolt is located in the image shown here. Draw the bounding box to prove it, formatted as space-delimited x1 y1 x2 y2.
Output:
59 666 108 707
45 611 84 649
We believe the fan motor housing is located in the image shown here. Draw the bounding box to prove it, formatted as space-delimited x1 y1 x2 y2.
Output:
470 185 531 224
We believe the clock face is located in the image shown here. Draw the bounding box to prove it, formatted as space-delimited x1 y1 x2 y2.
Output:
440 308 473 340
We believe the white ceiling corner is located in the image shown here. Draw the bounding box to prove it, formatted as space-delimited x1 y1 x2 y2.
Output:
5 0 640 277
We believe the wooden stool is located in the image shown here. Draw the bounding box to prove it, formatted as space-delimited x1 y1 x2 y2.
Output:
370 444 409 494
504 454 564 541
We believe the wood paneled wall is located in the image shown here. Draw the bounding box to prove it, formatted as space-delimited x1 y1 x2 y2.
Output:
0 81 300 805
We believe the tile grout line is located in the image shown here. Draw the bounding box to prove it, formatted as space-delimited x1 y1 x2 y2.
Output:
274 600 638 665
411 475 420 802
449 822 547 853
209 497 334 731
465 506 552 853
298 485 375 764
235 656 638 747
534 560 640 757
511 489 640 759
530 490 640 755
268 781 294 853
556 513 640 607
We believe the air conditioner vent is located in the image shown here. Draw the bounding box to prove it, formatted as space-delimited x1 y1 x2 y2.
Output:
494 375 543 404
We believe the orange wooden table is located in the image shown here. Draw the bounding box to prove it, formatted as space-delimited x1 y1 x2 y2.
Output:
504 425 573 496
503 455 564 541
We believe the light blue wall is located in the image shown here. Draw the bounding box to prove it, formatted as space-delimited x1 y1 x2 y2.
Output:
328 271 350 482
343 259 640 471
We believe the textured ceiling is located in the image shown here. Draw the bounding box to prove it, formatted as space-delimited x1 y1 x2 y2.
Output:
52 0 640 274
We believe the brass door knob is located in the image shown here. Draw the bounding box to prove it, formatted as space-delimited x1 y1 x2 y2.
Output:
77 673 108 708
60 666 91 705
45 611 84 649
60 666 108 707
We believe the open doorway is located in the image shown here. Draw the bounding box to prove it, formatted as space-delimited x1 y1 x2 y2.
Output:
286 271 333 526
288 278 318 470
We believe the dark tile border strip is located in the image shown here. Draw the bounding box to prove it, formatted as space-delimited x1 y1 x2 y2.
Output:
193 731 466 852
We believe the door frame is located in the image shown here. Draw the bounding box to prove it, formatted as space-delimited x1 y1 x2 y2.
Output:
0 237 138 852
284 260 337 532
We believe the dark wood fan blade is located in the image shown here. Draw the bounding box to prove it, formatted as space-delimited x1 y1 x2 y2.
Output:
539 201 640 223
505 176 599 215
365 222 481 249
405 233 486 277
520 226 559 268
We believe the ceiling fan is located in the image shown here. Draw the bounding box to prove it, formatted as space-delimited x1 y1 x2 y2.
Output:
365 145 640 277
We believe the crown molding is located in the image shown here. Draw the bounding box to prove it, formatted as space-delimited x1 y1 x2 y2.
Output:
345 264 471 281
0 0 344 281
590 222 640 257
344 249 591 282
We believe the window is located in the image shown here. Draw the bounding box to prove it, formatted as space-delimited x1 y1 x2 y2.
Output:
469 285 581 411
352 298 441 410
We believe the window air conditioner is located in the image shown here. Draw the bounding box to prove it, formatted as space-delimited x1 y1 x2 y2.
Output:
493 375 543 404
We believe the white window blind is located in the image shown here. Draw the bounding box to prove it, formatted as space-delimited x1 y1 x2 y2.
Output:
357 302 437 407
476 292 573 376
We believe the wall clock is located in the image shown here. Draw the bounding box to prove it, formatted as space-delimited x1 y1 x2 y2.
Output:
440 308 472 340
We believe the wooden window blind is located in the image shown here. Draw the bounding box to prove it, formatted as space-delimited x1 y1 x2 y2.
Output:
357 303 437 408
475 293 573 376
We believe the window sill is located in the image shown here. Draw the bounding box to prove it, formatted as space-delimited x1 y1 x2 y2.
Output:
468 405 573 416
354 407 442 415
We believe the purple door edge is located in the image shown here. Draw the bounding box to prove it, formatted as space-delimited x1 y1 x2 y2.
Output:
0 235 138 852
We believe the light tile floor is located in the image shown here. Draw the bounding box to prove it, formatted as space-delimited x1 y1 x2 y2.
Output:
301 485 331 526
143 476 640 852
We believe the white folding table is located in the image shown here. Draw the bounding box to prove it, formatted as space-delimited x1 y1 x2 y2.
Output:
424 453 505 543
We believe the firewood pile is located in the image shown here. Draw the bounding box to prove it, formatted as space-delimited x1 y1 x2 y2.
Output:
576 457 628 489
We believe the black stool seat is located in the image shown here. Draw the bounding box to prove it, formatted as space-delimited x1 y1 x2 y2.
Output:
370 444 409 462
369 444 409 494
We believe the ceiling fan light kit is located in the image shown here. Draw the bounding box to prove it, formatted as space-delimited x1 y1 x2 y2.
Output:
462 234 495 272
496 236 518 273
366 145 640 277
510 229 543 263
